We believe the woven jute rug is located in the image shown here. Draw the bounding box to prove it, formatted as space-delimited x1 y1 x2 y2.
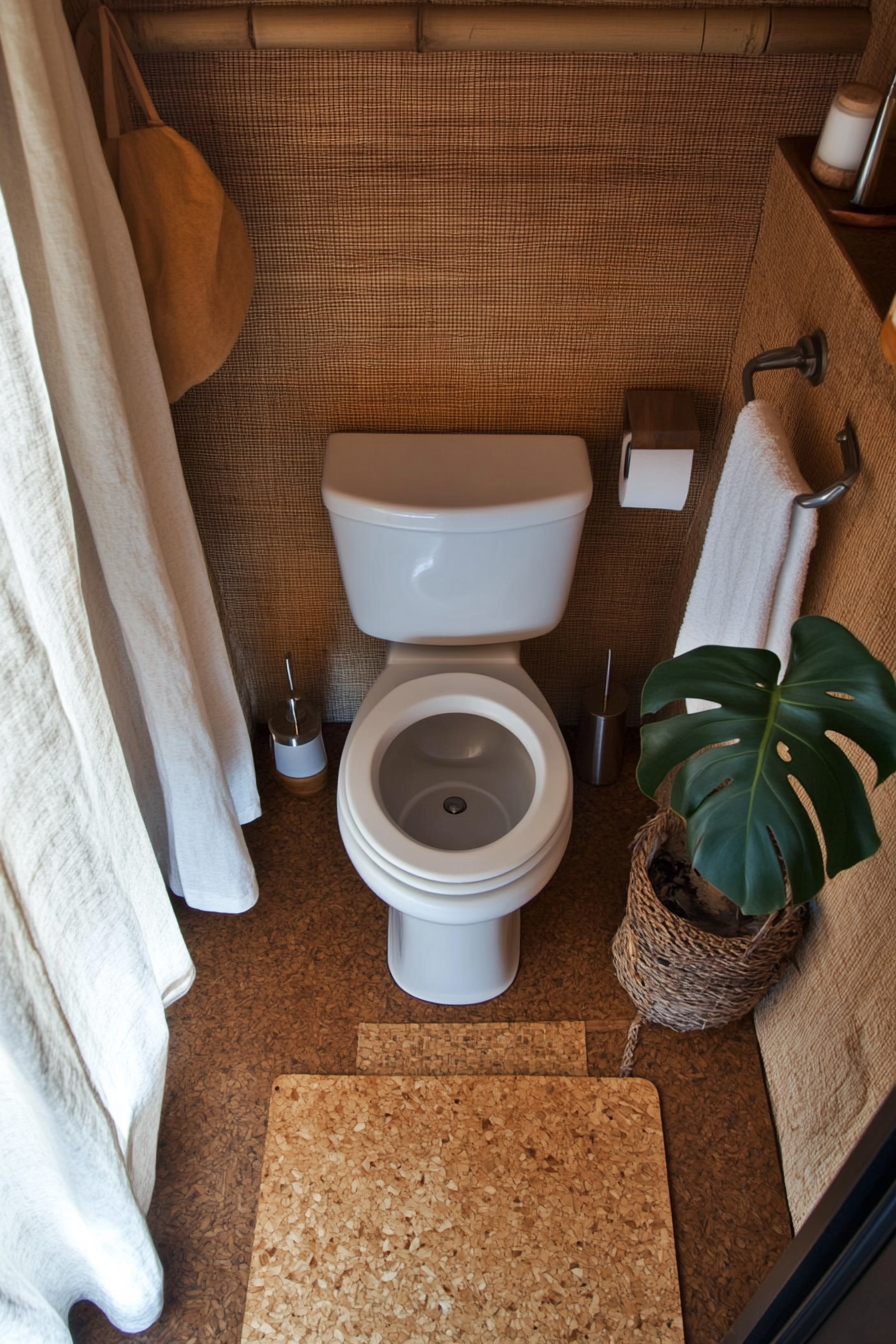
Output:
241 1026 683 1343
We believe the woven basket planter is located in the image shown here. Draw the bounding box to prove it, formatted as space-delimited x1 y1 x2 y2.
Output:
612 809 810 1032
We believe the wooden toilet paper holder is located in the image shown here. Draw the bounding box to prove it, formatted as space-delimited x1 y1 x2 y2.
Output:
622 389 700 457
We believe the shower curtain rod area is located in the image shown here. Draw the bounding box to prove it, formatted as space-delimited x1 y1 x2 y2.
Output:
114 4 870 56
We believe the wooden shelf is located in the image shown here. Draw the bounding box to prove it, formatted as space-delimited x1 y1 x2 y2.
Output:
781 137 896 321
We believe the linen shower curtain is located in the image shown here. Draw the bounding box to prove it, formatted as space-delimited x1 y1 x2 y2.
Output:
0 169 193 1340
0 0 264 1335
0 0 261 915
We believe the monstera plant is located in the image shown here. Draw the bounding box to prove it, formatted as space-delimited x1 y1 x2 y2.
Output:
637 615 896 916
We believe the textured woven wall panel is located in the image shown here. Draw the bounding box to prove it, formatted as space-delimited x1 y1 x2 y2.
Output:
858 0 896 90
129 46 856 721
694 147 896 1230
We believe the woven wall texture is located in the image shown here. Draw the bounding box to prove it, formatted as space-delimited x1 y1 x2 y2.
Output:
857 0 896 91
74 0 862 721
124 38 855 723
695 147 895 1231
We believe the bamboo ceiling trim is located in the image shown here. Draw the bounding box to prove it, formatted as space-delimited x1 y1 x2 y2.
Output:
118 4 870 54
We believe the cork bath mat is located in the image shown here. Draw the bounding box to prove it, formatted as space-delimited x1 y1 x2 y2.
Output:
241 1025 682 1343
356 1020 588 1077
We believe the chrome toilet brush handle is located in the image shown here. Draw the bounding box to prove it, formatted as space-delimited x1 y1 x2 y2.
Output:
850 69 896 210
284 652 301 732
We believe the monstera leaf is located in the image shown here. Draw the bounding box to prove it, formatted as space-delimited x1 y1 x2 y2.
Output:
637 616 896 915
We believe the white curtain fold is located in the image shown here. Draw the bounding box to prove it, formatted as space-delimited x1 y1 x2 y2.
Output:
0 169 192 1338
0 0 261 914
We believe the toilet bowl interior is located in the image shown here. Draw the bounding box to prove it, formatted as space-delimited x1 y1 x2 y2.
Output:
379 713 535 852
343 671 570 886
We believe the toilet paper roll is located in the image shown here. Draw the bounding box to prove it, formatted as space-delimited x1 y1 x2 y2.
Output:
618 433 693 510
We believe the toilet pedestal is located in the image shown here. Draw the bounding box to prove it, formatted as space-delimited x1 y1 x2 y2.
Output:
387 907 521 1005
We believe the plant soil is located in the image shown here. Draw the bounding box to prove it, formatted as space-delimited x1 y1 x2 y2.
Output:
647 849 767 939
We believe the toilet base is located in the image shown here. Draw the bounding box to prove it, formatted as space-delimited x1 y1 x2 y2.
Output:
387 907 520 1005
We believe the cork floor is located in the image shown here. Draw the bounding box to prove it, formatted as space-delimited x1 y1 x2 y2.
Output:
69 724 793 1344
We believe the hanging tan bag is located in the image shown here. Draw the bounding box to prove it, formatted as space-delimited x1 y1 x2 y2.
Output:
78 5 255 402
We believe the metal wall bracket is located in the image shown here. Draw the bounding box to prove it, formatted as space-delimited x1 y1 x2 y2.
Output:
742 330 828 403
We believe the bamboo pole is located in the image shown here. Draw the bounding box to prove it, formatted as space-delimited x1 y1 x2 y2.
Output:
117 7 252 52
767 6 870 53
253 5 418 51
116 4 871 57
703 6 769 56
422 5 705 53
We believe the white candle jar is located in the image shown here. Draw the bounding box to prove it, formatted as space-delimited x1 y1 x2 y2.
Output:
811 84 882 190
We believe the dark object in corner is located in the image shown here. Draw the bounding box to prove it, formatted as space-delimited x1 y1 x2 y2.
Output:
723 1082 896 1344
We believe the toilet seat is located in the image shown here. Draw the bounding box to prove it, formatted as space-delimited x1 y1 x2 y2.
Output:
340 798 564 897
337 792 571 925
341 672 570 889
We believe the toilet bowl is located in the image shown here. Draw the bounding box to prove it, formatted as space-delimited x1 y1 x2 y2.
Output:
337 646 573 1004
322 432 592 1005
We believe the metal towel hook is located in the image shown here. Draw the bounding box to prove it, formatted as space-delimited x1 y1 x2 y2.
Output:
741 330 861 509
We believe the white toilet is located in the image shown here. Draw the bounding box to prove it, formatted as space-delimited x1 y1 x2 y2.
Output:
322 432 593 1005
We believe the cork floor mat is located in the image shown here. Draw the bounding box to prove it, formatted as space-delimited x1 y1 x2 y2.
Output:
241 1073 683 1343
356 1021 588 1077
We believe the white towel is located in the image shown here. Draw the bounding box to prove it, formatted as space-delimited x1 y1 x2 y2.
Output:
675 400 818 708
764 501 818 668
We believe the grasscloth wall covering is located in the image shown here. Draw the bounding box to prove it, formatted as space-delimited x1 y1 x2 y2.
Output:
670 142 895 1229
103 0 859 722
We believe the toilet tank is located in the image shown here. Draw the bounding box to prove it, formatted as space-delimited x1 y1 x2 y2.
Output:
322 433 593 644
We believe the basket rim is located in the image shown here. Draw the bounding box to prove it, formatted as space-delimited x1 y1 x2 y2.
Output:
629 808 806 955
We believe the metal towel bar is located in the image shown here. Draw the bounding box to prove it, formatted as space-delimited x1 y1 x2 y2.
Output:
741 330 860 508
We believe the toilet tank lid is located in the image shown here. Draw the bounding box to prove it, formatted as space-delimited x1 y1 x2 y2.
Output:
322 433 593 532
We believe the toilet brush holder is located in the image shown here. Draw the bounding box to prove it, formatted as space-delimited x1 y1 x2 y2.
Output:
269 703 327 796
269 655 327 796
575 682 629 786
